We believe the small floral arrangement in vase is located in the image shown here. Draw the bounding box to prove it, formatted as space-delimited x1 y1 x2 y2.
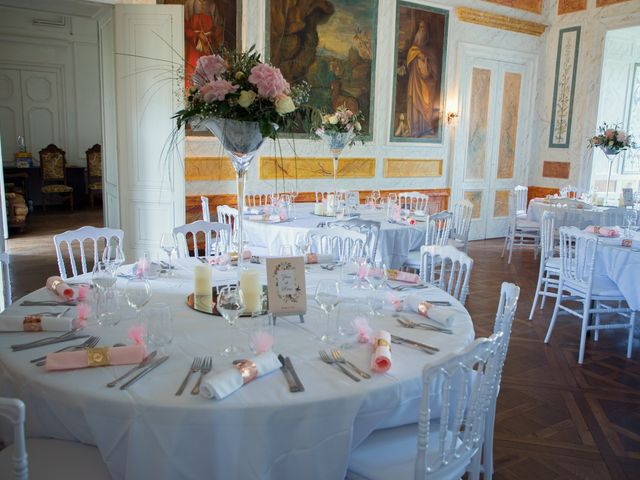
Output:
588 123 636 155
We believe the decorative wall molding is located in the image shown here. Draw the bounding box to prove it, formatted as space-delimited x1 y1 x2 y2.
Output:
527 186 560 202
185 156 236 181
482 0 542 15
189 188 451 224
596 0 630 7
259 156 376 180
542 161 571 178
455 7 547 37
557 0 587 15
383 158 443 178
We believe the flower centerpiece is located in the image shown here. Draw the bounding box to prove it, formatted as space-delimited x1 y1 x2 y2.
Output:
588 123 637 203
174 47 308 275
314 105 365 195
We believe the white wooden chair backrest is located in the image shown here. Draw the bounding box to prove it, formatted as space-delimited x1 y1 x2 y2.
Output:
602 207 637 227
53 226 124 279
490 282 520 389
217 205 238 246
315 191 331 203
0 253 11 310
173 221 231 258
328 219 380 262
451 199 473 246
540 210 556 261
558 226 598 289
514 185 528 216
306 227 367 263
245 193 272 208
201 196 211 222
0 397 28 480
398 191 429 212
419 245 473 305
425 211 453 246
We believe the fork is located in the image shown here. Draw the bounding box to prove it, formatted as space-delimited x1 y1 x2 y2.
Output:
331 349 370 379
395 317 453 335
11 328 80 351
319 350 360 382
191 356 213 395
175 357 202 396
33 336 100 366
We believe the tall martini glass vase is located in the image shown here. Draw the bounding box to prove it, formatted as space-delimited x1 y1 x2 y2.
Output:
200 118 267 280
599 146 621 206
321 131 355 195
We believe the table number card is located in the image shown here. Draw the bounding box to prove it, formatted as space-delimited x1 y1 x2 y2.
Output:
266 257 307 316
622 188 634 207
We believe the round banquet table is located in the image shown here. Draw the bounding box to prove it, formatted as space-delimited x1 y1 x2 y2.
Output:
592 233 640 311
527 199 633 229
244 203 427 269
0 258 474 480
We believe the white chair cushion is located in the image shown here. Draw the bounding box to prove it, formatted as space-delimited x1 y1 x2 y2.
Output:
0 438 111 480
564 275 624 299
545 257 560 271
347 423 471 480
516 218 540 230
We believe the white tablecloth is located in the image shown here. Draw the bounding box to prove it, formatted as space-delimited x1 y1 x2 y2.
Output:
594 235 640 310
0 259 474 480
244 203 427 269
527 200 620 229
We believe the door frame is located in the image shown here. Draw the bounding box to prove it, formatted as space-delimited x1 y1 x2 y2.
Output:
451 43 538 239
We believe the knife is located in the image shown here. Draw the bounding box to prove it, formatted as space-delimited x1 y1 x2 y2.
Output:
107 350 158 387
391 334 439 353
277 354 300 392
284 356 305 392
11 335 90 352
20 300 77 307
120 355 169 390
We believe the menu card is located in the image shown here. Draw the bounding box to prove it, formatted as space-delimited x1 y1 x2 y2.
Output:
265 257 307 316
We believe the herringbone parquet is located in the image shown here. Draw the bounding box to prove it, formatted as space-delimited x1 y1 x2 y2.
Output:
466 240 640 480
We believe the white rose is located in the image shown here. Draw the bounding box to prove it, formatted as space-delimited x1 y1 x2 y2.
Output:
275 95 295 115
238 90 257 108
354 121 362 131
329 115 338 125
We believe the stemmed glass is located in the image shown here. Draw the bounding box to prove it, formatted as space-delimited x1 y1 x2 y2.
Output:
365 261 388 316
315 280 340 343
125 277 152 323
160 233 177 276
623 210 637 238
295 233 310 270
217 286 245 355
102 241 125 274
92 260 118 325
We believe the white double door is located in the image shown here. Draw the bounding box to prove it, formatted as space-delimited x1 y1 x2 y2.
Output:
452 45 537 240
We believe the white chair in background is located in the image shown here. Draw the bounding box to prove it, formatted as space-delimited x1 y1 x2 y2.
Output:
346 333 503 480
602 207 637 227
173 221 231 258
544 227 636 364
419 245 473 305
245 193 272 208
315 191 331 203
216 205 238 245
529 211 559 320
449 199 473 252
0 397 111 480
398 191 429 212
0 252 11 310
403 211 453 271
53 226 124 279
306 227 367 263
200 196 211 222
328 219 381 263
501 189 540 264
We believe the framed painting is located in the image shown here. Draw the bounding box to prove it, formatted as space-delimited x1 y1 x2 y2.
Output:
267 0 378 137
390 2 448 143
548 26 581 148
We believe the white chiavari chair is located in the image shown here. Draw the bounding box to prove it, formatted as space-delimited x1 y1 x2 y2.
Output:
602 207 637 227
0 398 111 480
315 191 331 203
173 221 231 258
306 227 367 263
217 205 238 247
53 226 124 279
544 227 636 364
419 245 473 305
200 196 211 222
403 211 453 272
529 211 559 320
346 333 503 480
449 199 473 253
398 191 429 212
328 219 380 263
501 189 540 264
245 193 272 208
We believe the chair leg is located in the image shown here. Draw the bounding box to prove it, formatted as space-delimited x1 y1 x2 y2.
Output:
528 268 544 320
541 273 550 309
594 302 601 342
507 234 514 264
469 448 482 480
482 398 497 480
545 282 564 344
627 311 636 359
578 299 591 365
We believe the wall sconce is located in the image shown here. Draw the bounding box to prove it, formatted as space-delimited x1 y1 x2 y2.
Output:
447 112 459 124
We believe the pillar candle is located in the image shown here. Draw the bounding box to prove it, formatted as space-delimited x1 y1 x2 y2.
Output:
194 264 212 312
240 268 262 314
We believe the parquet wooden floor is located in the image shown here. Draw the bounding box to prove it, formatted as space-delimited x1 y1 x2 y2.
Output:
4 227 639 479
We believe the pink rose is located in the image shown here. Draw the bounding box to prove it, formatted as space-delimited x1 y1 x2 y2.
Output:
193 54 226 84
248 63 290 98
605 129 614 139
591 136 600 145
200 79 238 102
618 132 626 142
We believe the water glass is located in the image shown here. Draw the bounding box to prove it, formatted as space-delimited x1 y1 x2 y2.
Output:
125 277 152 322
218 286 245 355
366 262 388 315
92 261 117 292
315 280 340 343
279 245 296 256
146 303 173 349
160 232 177 276
102 241 125 273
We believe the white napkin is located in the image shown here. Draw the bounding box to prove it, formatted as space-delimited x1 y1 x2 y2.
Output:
405 294 454 327
0 315 73 332
200 351 281 400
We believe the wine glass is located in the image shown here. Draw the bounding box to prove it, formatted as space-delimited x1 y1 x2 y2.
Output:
217 286 245 355
279 245 295 256
623 210 637 238
92 261 117 325
102 241 125 273
365 262 388 316
314 280 340 343
371 189 381 206
160 232 177 276
146 303 173 350
125 277 152 323
295 233 310 270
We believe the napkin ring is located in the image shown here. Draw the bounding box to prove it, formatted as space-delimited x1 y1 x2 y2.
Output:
23 315 43 332
87 347 110 367
376 338 390 348
593 226 601 234
50 279 62 291
234 359 257 384
418 301 433 317
622 238 632 248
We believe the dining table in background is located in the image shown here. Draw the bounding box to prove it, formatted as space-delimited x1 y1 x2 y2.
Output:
592 232 640 310
244 203 428 269
0 258 474 480
527 198 635 229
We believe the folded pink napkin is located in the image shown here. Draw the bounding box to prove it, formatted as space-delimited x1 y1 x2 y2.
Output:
200 351 281 400
371 330 392 373
305 253 335 264
585 225 620 237
387 269 419 284
46 276 74 300
45 344 146 371
0 314 73 332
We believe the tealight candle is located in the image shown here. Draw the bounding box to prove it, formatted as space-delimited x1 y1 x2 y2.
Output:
194 264 212 311
240 268 262 314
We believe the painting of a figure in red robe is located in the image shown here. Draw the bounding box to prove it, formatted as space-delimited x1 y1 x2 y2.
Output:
391 2 448 143
162 0 239 87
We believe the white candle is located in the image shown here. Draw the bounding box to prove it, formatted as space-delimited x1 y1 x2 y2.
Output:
240 268 262 314
194 264 212 311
